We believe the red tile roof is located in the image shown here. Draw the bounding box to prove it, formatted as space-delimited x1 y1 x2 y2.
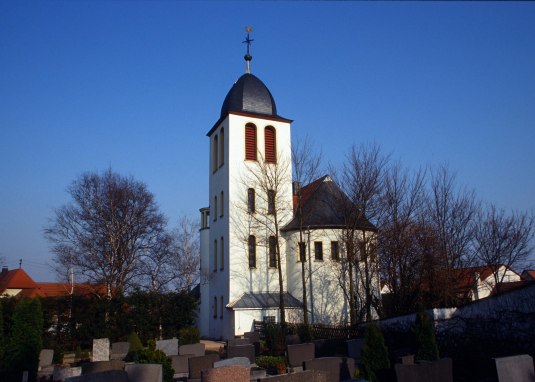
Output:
0 268 107 298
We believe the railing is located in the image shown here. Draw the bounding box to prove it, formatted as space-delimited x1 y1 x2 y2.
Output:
253 320 362 341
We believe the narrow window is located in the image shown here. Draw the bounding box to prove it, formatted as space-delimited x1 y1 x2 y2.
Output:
214 196 217 221
219 128 224 167
248 235 256 268
267 190 275 214
213 296 217 319
213 134 218 172
220 296 224 319
220 191 224 218
269 236 277 268
247 188 255 213
331 241 340 261
298 242 306 262
264 126 276 163
245 123 257 161
315 241 323 261
213 239 218 271
220 236 224 271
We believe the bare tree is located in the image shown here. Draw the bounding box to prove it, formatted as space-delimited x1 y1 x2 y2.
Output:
335 143 389 323
424 165 478 306
291 136 322 324
170 216 200 292
378 163 427 315
44 169 168 298
474 204 534 291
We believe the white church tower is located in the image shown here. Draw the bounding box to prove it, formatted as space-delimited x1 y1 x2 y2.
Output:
199 30 295 340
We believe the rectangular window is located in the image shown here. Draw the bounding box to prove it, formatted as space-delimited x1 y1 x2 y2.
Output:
248 235 256 268
212 135 218 173
220 296 224 319
213 240 218 272
220 191 224 218
213 196 217 221
220 237 224 271
331 241 340 261
298 242 306 262
267 190 275 214
269 236 277 268
314 241 323 261
247 188 255 213
213 296 217 319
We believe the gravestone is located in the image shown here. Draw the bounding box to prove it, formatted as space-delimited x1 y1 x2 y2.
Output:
53 366 82 381
347 339 364 362
126 363 163 382
228 338 250 346
169 354 193 379
260 369 329 382
92 338 110 361
287 343 315 368
304 357 342 382
188 353 220 380
395 358 453 382
226 344 255 364
110 341 130 360
179 342 205 357
495 354 535 382
39 349 54 369
65 370 129 382
201 365 250 382
156 338 178 356
244 331 260 343
214 356 251 368
81 360 125 375
285 334 301 345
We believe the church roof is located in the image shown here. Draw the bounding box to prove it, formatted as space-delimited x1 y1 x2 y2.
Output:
282 175 376 232
227 292 303 310
220 73 278 118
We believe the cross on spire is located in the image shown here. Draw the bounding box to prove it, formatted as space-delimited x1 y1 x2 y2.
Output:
243 26 253 73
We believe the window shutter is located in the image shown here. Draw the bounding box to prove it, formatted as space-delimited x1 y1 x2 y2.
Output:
265 126 276 163
245 124 257 160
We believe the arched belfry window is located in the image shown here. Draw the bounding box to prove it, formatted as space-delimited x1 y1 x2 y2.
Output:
219 128 224 167
265 126 276 163
245 123 257 161
213 134 218 172
248 235 256 268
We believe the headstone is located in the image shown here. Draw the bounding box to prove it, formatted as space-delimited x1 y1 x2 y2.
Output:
244 331 260 343
53 365 82 381
495 354 535 382
201 365 250 382
39 349 54 369
259 369 329 382
226 344 255 364
346 339 364 361
155 338 178 356
400 354 415 365
228 338 250 346
250 366 267 380
169 354 193 379
287 343 315 368
81 360 125 375
179 342 205 357
214 356 251 368
110 342 130 360
304 357 342 382
188 354 220 380
285 334 301 345
65 370 129 382
92 338 110 361
126 363 163 382
395 358 453 382
22 371 28 382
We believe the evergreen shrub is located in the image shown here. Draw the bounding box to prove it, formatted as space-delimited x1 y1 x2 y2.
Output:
414 305 439 361
361 323 390 382
179 326 200 345
125 339 173 382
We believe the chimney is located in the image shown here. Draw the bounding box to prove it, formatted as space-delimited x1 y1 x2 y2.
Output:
1 266 8 275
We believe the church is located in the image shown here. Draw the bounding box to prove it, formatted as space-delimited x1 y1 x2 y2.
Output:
198 33 379 340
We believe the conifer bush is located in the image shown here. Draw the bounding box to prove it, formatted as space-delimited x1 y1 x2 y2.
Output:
125 340 174 382
179 326 200 345
361 323 390 382
414 305 439 361
3 298 43 382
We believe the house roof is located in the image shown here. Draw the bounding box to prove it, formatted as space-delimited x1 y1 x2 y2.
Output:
282 175 376 232
453 264 521 297
227 292 303 310
0 267 107 298
521 270 535 280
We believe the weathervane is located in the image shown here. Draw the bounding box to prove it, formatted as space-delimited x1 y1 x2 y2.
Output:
243 26 254 73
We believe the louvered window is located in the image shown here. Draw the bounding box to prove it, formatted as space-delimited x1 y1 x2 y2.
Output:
299 242 306 262
245 123 257 160
220 237 224 271
247 188 255 213
219 128 224 167
248 235 256 268
213 239 217 271
265 126 276 163
212 134 218 172
269 236 277 268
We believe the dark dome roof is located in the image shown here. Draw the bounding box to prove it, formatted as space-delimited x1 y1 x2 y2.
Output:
220 73 278 118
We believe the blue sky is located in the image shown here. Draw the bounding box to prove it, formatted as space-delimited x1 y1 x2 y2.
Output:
1 1 534 282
